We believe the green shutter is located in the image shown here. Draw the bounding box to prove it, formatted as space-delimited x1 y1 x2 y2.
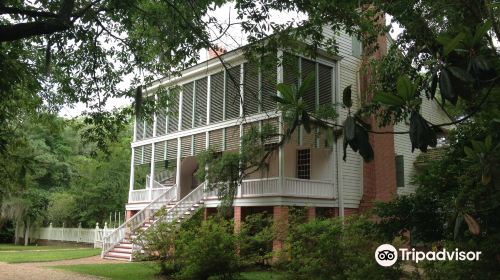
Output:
395 155 405 188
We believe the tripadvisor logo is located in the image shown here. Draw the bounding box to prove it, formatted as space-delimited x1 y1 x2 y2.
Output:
375 244 482 267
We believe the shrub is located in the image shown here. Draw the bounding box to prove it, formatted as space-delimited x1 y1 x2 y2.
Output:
239 212 274 268
175 217 240 280
287 215 403 280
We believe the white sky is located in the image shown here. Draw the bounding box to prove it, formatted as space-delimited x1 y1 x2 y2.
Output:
59 5 402 118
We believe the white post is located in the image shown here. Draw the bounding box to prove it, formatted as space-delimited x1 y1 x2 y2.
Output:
49 222 53 241
176 137 182 200
61 222 65 242
237 63 244 198
277 49 285 195
94 222 99 248
129 148 135 203
77 223 81 243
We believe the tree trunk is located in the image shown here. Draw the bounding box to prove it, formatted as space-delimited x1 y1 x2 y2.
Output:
14 222 20 245
24 217 30 246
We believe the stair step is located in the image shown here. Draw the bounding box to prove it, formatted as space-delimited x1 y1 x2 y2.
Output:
112 247 132 253
104 256 131 261
105 252 131 259
116 244 133 249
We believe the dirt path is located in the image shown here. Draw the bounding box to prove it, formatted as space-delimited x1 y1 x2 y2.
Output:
0 256 126 280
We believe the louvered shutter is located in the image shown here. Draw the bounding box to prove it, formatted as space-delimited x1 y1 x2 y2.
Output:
262 118 279 144
166 139 177 160
210 72 224 123
193 133 206 155
243 62 259 115
181 136 192 157
156 108 167 136
143 144 152 164
318 64 333 106
182 82 194 130
167 88 179 133
225 126 240 151
301 58 316 112
283 53 299 89
134 146 142 165
209 129 223 152
225 66 240 120
135 120 144 140
261 55 277 112
395 155 405 188
302 129 315 148
194 77 207 127
154 141 165 162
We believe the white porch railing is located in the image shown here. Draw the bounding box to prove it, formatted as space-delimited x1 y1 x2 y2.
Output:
205 177 335 199
102 184 177 259
129 175 173 203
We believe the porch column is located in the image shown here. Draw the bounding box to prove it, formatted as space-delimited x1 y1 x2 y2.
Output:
237 64 244 198
176 137 182 200
129 147 135 202
234 206 243 233
307 207 316 221
149 95 158 188
277 50 284 195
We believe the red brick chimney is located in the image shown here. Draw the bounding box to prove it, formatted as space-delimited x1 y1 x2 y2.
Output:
359 11 397 212
208 46 227 59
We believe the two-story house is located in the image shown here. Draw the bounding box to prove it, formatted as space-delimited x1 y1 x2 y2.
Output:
101 27 451 261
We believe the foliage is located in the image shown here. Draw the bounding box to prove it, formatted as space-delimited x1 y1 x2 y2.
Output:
175 217 240 280
239 212 274 268
47 192 77 227
286 215 402 280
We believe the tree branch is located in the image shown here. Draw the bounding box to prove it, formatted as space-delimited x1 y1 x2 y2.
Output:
0 7 58 18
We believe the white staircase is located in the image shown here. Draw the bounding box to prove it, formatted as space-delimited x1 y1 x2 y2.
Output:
102 181 207 261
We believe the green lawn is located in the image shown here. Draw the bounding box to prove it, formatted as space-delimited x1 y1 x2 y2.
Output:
0 244 85 251
54 263 286 280
0 247 101 263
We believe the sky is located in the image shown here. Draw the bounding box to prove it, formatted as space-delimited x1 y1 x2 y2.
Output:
59 4 403 118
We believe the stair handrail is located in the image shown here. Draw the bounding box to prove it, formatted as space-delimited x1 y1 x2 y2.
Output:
101 182 177 258
155 169 173 183
158 181 207 225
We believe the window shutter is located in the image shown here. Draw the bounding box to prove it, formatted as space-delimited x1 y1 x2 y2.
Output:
283 53 299 89
261 55 277 112
134 146 142 165
135 120 144 140
318 64 333 106
225 66 240 120
210 71 224 123
182 82 194 130
166 139 177 160
167 88 179 133
193 133 206 155
209 129 223 152
143 144 152 164
262 118 279 144
181 136 192 157
194 77 207 127
224 126 240 151
395 155 405 188
243 62 259 115
156 109 167 136
154 141 165 162
301 58 316 112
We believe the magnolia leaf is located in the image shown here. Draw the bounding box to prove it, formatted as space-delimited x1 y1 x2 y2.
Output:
396 75 414 101
443 32 465 56
439 69 457 105
464 146 475 158
454 214 463 240
299 72 315 98
373 92 405 106
448 66 474 83
430 72 438 99
463 214 480 235
344 116 355 141
473 20 492 45
342 85 352 108
276 83 294 102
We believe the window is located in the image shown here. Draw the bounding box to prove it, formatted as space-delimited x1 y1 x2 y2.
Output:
297 149 311 179
395 155 405 188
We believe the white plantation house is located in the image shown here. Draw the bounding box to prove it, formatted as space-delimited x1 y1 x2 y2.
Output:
101 26 451 261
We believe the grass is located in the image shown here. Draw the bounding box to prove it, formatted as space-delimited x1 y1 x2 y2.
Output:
54 263 286 280
0 247 101 263
0 244 86 251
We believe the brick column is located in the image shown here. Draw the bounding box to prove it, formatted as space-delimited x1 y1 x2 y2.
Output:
126 210 135 220
272 206 289 252
358 12 397 212
306 207 316 221
234 206 243 233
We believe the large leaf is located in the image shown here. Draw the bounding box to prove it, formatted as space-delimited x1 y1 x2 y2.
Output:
454 214 463 240
344 116 355 141
409 112 437 152
276 83 295 103
396 75 414 101
430 72 438 99
439 69 457 105
299 72 315 99
443 32 465 56
342 85 352 108
373 92 405 106
473 20 492 45
448 66 474 83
